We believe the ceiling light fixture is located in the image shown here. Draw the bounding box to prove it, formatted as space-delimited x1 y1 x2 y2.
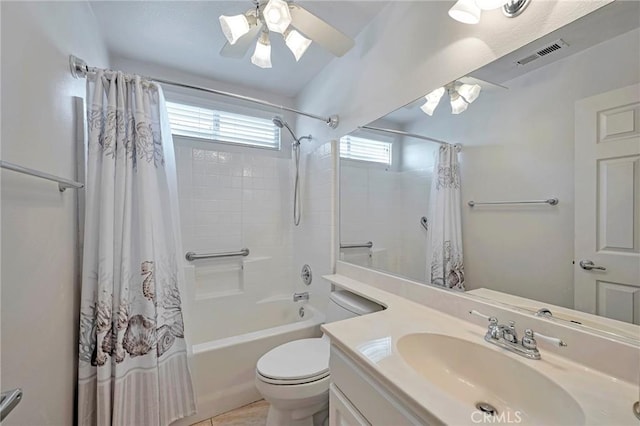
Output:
284 29 312 62
251 32 272 69
448 0 481 24
263 0 292 33
420 81 482 116
448 0 529 24
219 14 252 44
220 0 321 68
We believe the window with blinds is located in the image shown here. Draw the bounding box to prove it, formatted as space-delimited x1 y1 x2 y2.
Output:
166 101 281 150
339 135 392 165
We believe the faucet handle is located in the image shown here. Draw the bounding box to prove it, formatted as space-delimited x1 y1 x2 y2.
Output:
524 329 567 348
469 310 495 322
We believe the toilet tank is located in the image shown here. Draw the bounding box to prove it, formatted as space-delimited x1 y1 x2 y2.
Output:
326 290 383 323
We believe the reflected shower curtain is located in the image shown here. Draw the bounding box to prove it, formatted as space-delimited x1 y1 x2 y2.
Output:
426 144 465 291
78 71 196 425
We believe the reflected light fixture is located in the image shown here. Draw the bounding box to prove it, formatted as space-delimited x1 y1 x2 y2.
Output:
449 90 469 114
457 83 481 103
420 87 446 116
448 0 529 24
284 29 312 62
420 81 481 116
251 33 272 69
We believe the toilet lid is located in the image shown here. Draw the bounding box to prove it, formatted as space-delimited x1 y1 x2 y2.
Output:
257 338 329 381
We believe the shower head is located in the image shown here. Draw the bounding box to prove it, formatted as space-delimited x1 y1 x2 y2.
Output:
273 116 297 141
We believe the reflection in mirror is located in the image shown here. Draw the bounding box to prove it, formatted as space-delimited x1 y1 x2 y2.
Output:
339 125 441 284
339 1 640 342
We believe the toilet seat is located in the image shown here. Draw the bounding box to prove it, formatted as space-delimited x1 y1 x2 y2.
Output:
256 338 329 385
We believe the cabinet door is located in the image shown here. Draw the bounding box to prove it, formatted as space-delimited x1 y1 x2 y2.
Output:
329 384 371 426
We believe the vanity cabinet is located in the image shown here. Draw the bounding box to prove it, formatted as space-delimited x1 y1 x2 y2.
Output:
329 346 437 426
329 384 369 426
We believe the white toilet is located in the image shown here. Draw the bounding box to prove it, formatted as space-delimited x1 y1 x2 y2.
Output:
255 290 382 426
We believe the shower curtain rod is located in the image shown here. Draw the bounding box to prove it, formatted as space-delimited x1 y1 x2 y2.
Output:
69 55 339 129
359 125 453 146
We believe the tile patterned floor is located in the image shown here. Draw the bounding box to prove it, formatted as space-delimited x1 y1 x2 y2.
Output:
192 400 269 426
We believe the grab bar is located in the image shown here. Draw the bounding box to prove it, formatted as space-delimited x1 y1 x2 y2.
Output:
468 198 558 207
185 248 250 261
340 241 373 249
0 388 23 421
0 160 84 192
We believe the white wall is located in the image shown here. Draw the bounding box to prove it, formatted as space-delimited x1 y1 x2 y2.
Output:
293 0 610 311
405 28 640 307
0 2 109 424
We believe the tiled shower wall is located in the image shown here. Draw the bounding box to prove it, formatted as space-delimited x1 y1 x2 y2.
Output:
292 141 336 310
340 162 432 283
174 139 294 343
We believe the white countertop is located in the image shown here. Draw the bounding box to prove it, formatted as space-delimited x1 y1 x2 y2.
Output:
322 274 638 425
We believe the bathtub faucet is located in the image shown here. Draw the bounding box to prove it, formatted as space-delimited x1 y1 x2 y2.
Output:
293 292 309 302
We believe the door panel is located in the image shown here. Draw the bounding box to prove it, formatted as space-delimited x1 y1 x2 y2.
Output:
574 84 640 324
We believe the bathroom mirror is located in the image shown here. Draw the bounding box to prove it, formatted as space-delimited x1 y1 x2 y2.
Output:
339 1 640 342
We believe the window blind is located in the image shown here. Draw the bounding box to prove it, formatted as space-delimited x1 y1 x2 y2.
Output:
339 135 392 165
166 101 280 150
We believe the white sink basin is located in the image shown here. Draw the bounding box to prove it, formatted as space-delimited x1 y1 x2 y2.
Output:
397 333 585 425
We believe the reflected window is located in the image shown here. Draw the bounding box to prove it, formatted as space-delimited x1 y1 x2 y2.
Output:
340 135 392 165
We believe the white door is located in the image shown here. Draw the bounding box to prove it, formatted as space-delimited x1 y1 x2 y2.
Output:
574 83 640 324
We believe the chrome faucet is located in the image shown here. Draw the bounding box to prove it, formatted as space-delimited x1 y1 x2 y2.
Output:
469 310 567 360
293 292 309 302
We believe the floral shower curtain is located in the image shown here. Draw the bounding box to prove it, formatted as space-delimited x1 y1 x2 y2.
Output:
78 71 196 425
426 144 465 291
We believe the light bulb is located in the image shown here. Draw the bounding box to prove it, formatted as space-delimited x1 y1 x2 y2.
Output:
450 91 469 114
457 83 481 103
284 29 312 61
251 36 272 69
219 14 251 45
448 0 482 24
420 87 445 116
262 0 292 34
475 0 508 10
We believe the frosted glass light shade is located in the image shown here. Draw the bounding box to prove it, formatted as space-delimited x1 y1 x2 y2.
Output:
450 92 469 114
420 87 445 116
219 14 251 45
448 0 482 24
285 29 312 61
421 100 440 116
251 39 272 68
263 0 292 34
476 0 508 10
425 87 445 103
457 83 481 103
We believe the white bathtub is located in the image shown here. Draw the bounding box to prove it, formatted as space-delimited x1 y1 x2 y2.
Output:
173 298 324 425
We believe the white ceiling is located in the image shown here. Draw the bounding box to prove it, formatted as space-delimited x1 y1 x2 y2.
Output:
89 1 388 98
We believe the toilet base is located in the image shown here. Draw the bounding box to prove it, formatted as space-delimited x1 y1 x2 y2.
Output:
256 374 330 426
265 401 328 426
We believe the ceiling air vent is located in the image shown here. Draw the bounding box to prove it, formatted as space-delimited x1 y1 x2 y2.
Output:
516 39 569 66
